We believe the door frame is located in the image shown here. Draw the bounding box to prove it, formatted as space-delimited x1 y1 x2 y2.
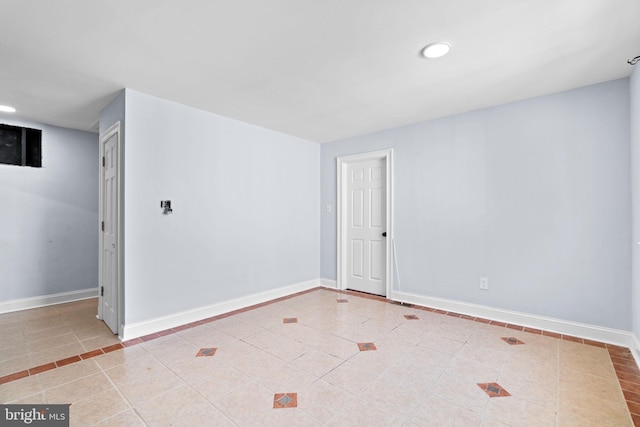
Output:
97 121 122 335
337 149 393 296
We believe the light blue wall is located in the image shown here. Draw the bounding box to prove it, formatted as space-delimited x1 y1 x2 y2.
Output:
631 67 640 340
321 78 631 330
122 89 320 324
0 119 98 300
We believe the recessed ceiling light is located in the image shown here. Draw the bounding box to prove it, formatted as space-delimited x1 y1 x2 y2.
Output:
421 43 450 59
0 105 16 113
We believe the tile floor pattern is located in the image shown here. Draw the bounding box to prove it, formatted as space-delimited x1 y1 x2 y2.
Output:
273 393 298 409
0 298 120 380
1 288 639 425
501 337 525 346
477 383 511 398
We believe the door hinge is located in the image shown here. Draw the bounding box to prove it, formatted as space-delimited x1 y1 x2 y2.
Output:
101 221 104 231
102 156 105 167
100 286 104 297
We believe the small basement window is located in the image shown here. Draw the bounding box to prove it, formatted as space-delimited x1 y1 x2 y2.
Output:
0 123 42 168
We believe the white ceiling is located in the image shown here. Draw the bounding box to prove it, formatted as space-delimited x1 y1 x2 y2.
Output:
0 0 638 143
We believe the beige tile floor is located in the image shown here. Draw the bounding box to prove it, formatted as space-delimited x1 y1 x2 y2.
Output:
0 298 119 376
0 289 635 426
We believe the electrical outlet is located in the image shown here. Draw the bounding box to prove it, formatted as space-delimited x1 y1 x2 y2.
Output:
326 204 332 213
480 277 489 290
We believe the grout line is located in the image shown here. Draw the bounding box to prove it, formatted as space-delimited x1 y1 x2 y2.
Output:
1 278 638 424
607 345 640 425
0 287 324 386
99 356 141 425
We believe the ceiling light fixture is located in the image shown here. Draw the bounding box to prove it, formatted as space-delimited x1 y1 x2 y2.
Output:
421 43 450 59
0 105 16 113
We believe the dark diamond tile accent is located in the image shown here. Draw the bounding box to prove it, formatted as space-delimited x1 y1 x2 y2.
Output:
336 299 349 303
357 342 377 351
273 393 297 408
196 348 218 357
478 382 511 398
404 314 419 320
501 337 525 345
283 318 298 323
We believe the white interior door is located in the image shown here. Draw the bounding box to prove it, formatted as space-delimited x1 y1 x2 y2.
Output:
101 130 119 334
345 157 387 295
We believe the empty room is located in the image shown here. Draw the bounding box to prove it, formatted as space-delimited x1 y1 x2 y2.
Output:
1 1 640 425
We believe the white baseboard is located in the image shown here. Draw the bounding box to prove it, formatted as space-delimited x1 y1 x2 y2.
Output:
320 278 337 289
631 334 640 366
0 288 99 314
391 290 632 347
119 280 633 348
121 279 322 341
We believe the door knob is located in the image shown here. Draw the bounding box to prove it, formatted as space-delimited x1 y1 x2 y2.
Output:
382 232 387 237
